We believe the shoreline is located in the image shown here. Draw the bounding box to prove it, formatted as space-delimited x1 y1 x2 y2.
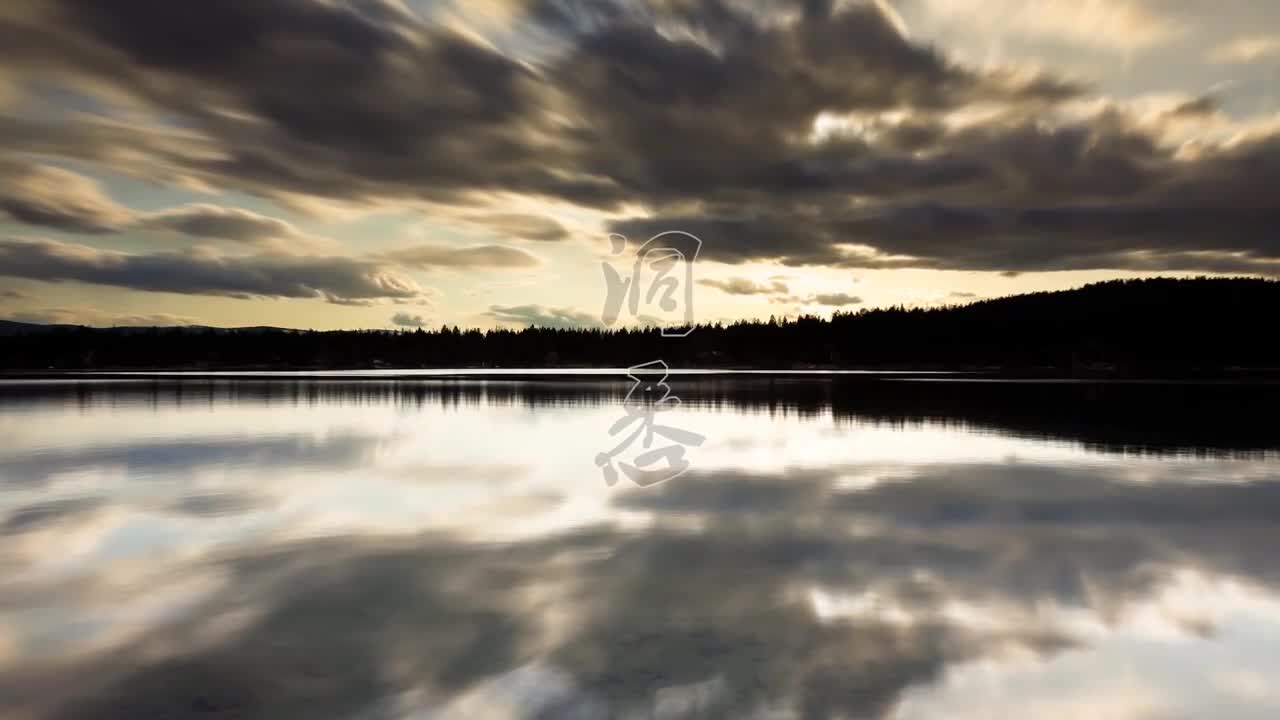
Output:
4 367 1280 383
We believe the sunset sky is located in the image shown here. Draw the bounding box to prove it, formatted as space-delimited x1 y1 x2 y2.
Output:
0 0 1277 330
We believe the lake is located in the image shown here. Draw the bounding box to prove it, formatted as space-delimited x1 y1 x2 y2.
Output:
1 374 1278 719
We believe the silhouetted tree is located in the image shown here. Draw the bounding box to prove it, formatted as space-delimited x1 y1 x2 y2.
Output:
2 278 1278 375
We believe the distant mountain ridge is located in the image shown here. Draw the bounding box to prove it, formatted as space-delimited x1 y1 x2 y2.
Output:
0 320 83 336
0 321 292 337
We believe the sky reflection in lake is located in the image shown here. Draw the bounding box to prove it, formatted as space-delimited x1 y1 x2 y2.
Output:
0 377 1278 719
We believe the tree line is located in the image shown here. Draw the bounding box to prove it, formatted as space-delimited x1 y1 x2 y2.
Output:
2 278 1278 374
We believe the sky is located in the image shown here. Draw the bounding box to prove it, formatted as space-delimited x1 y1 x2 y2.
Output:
0 0 1277 330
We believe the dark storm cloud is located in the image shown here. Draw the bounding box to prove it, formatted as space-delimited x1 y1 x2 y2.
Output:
0 0 576 203
541 0 1078 205
613 115 1280 273
612 202 1280 273
827 202 1280 274
0 237 425 304
0 0 1272 276
611 213 844 265
539 2 1277 274
0 0 1074 207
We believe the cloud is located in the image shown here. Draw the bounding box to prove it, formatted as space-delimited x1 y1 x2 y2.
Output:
1209 35 1280 63
809 292 862 307
0 160 325 251
824 202 1280 275
137 204 306 245
0 0 1270 282
916 0 1183 51
949 291 978 299
0 159 324 249
0 237 426 304
0 0 1076 211
1166 96 1219 118
2 307 199 327
611 114 1280 274
471 213 569 242
484 304 602 329
385 244 540 269
0 496 107 536
541 0 1079 208
697 276 859 309
0 289 27 300
391 311 427 327
0 161 134 233
698 277 790 296
165 492 271 518
0 0 564 206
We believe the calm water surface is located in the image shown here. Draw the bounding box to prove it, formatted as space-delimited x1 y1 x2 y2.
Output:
1 375 1278 719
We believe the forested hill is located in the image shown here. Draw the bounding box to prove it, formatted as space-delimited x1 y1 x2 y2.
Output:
2 278 1278 374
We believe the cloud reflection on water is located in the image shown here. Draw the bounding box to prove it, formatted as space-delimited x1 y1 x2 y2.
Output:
0 378 1277 719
